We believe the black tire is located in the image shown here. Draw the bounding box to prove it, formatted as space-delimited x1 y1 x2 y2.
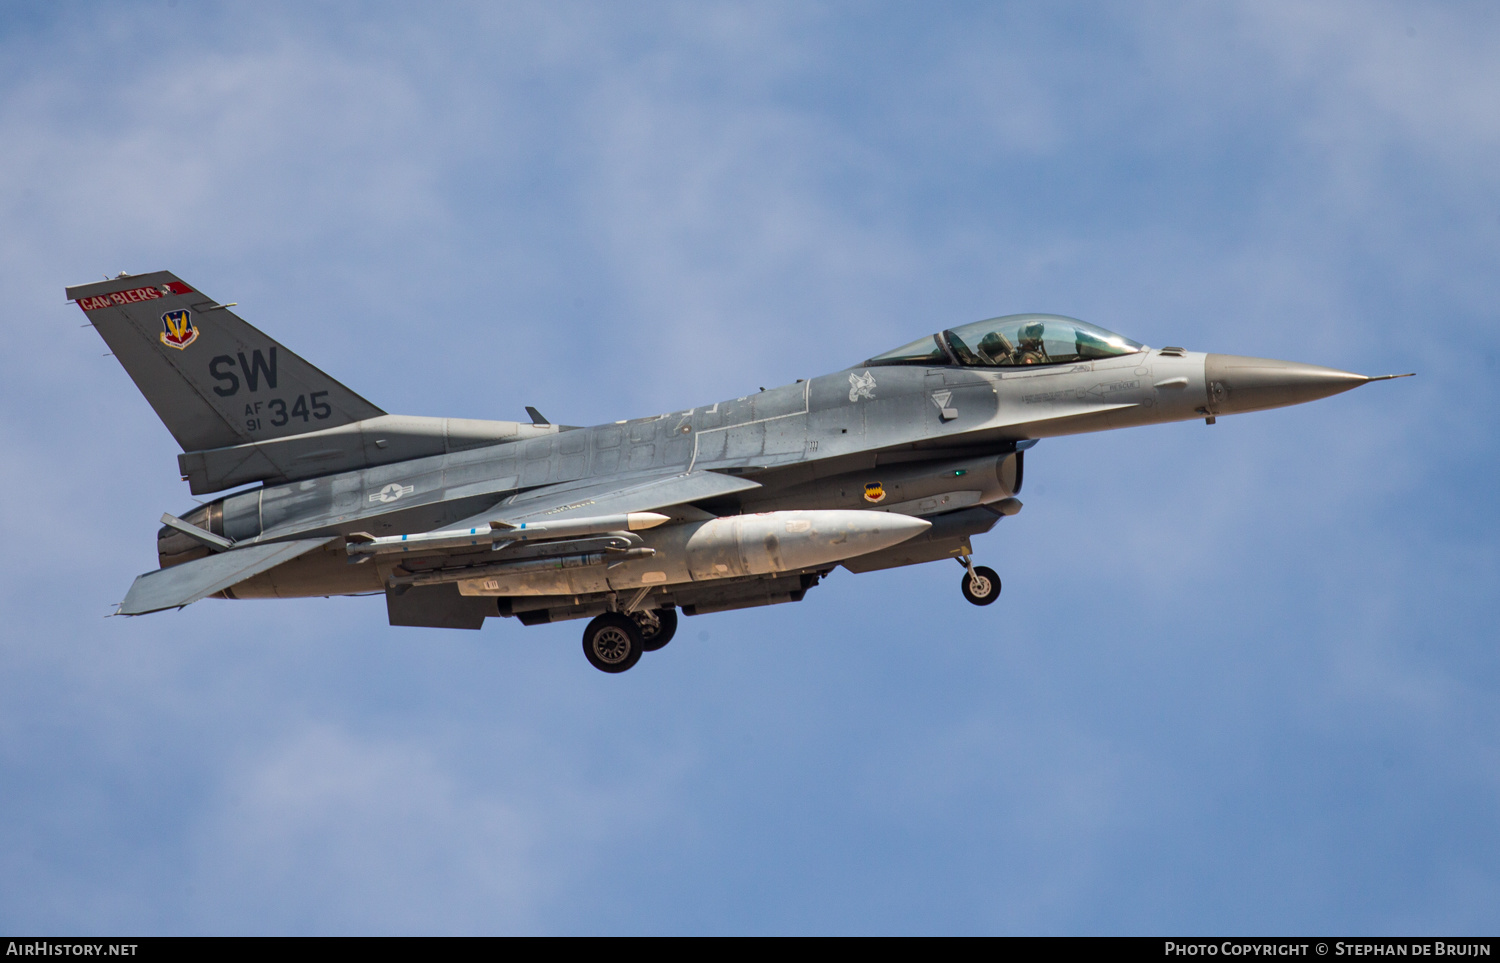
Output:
961 565 1001 606
633 607 678 652
582 613 645 673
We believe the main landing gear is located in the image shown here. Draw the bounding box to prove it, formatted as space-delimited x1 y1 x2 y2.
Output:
582 606 679 673
634 607 678 652
958 555 1001 606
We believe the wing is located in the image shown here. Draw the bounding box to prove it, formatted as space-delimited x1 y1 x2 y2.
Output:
453 469 761 530
119 537 338 615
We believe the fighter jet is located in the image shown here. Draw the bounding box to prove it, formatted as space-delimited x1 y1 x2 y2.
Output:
70 272 1412 672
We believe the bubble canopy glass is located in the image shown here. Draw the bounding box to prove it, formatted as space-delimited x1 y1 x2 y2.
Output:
866 314 1145 368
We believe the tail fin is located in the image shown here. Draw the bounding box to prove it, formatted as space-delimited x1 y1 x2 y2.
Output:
67 271 384 452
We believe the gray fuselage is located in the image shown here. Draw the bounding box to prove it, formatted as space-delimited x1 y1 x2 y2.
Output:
157 346 1214 603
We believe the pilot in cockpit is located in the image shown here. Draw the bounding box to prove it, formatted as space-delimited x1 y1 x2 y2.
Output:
1017 321 1048 364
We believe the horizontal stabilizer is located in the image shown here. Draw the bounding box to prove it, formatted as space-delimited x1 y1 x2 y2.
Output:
119 537 337 615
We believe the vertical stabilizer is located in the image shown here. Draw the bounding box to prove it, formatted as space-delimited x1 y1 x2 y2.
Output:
67 271 385 452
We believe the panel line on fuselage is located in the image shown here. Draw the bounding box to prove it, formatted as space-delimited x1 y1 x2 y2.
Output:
687 379 810 472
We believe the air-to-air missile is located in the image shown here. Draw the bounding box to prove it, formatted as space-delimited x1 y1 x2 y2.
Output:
69 272 1412 673
345 511 675 557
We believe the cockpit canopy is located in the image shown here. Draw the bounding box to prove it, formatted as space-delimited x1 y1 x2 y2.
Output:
866 314 1145 368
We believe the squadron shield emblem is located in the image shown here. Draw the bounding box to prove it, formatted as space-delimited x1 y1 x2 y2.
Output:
863 482 886 503
159 310 197 350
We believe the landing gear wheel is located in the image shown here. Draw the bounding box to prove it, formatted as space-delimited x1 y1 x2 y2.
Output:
633 607 678 652
961 565 1002 606
582 613 645 673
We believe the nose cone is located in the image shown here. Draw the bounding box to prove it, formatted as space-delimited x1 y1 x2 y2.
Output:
1205 354 1376 415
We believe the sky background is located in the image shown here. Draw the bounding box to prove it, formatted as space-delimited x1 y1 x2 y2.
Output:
0 0 1496 935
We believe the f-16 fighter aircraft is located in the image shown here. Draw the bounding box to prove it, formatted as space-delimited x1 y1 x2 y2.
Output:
70 272 1412 673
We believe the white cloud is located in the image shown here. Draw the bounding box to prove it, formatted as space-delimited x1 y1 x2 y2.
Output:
187 725 548 933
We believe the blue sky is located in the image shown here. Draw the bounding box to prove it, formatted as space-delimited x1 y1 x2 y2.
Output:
0 1 1496 934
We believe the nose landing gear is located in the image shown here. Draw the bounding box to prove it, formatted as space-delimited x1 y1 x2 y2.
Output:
958 555 1001 606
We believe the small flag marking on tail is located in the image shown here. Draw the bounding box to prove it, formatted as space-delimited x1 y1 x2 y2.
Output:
76 281 194 313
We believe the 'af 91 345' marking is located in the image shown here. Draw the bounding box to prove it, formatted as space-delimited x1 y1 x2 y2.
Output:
243 393 331 431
